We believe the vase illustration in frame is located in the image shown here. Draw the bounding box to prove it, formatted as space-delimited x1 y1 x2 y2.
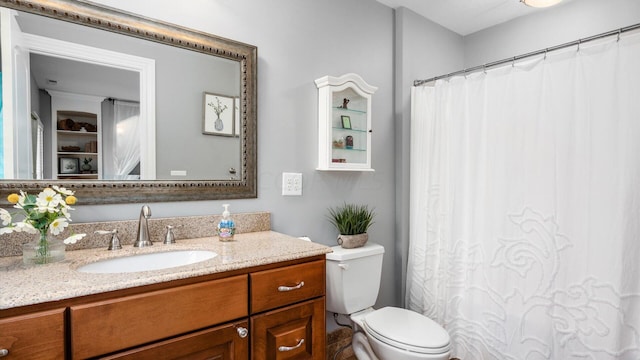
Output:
203 92 234 136
59 157 79 174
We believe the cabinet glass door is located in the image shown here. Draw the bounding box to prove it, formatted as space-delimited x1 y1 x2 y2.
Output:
330 88 368 167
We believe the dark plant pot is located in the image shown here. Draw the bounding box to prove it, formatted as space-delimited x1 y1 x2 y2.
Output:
337 233 368 249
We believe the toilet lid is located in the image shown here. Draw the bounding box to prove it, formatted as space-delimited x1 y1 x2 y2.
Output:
363 307 450 355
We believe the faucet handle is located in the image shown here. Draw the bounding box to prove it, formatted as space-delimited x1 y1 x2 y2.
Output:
95 229 122 251
163 225 183 245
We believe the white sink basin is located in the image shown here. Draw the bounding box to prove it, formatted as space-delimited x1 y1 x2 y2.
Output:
76 250 217 274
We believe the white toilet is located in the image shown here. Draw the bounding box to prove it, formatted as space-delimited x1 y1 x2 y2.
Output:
326 242 451 360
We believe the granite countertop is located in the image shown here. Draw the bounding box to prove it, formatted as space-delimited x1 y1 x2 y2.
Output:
0 231 332 310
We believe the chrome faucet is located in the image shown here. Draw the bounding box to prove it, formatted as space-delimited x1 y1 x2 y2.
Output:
134 205 153 247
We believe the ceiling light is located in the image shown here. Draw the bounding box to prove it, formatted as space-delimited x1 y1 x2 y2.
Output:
520 0 563 8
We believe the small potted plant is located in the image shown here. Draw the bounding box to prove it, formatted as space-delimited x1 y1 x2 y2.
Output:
81 158 92 172
327 203 375 248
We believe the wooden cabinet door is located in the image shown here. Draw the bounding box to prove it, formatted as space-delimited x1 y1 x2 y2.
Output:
70 275 248 359
102 320 249 360
0 308 65 360
251 298 325 360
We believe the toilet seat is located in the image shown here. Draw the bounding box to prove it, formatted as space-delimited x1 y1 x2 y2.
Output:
363 307 451 355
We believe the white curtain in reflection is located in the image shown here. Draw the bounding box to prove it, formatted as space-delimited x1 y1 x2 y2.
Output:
407 32 640 359
102 100 140 180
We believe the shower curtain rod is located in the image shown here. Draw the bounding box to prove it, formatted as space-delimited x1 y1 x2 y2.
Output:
107 97 140 104
413 22 640 86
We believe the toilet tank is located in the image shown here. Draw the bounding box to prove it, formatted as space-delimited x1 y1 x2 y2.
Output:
325 242 385 315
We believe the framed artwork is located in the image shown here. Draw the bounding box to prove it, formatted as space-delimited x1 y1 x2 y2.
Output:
341 115 352 129
203 92 234 136
234 97 240 137
59 157 79 174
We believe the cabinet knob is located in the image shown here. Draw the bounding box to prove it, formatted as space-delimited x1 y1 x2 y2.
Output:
277 281 304 292
236 327 248 338
0 349 8 357
278 338 305 352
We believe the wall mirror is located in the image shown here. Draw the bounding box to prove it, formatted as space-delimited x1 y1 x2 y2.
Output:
0 0 257 205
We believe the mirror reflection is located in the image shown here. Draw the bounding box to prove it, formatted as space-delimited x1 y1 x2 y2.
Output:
1 9 242 181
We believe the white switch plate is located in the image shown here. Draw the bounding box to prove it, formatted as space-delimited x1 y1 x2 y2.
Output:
170 170 187 176
282 172 302 196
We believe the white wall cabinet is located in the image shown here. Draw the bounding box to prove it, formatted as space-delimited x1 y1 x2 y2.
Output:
48 91 104 180
315 73 377 171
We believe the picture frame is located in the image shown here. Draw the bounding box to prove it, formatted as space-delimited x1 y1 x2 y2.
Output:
234 97 240 137
341 115 352 129
203 92 235 136
59 157 79 174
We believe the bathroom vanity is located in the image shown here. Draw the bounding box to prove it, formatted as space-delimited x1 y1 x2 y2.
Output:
0 232 330 359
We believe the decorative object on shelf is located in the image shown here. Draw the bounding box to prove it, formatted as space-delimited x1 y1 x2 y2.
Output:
84 141 98 153
327 203 375 249
345 135 354 149
203 92 234 136
332 137 345 149
61 146 81 152
58 118 75 130
341 115 352 129
73 122 96 132
59 157 80 174
58 118 98 132
0 186 86 265
338 98 350 109
81 158 93 172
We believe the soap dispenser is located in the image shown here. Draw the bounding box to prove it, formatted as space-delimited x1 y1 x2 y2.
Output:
217 204 236 241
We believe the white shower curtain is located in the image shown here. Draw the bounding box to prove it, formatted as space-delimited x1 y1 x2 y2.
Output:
102 100 140 180
407 32 640 359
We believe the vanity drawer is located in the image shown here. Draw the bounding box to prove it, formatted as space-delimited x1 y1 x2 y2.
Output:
0 308 65 359
251 298 325 360
250 260 325 313
70 275 248 359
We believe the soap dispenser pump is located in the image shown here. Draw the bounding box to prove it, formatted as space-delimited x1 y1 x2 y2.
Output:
217 204 236 242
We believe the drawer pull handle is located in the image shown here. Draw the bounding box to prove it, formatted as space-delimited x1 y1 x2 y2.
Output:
236 327 248 338
278 281 304 292
0 349 8 357
278 338 305 352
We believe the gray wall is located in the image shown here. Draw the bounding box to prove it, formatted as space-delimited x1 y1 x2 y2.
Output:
393 8 464 305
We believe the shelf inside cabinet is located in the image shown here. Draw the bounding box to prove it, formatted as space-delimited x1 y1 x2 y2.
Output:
332 127 369 133
332 107 367 114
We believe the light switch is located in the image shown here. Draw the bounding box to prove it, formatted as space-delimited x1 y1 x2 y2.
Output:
282 172 302 196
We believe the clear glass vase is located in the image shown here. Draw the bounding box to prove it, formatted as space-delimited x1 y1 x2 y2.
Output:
22 231 66 265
